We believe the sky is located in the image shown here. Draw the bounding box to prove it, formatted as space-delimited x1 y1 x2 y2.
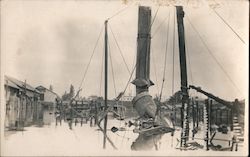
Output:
1 0 248 101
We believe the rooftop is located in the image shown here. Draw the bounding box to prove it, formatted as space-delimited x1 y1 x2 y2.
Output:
5 75 41 94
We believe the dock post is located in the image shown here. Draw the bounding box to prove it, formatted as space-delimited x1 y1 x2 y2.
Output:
196 100 199 128
192 99 195 140
204 99 209 150
209 99 212 135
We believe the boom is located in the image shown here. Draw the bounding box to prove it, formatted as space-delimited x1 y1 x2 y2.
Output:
189 85 232 108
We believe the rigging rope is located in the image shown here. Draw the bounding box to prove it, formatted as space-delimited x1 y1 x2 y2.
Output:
186 15 244 97
78 26 104 91
109 25 131 74
107 2 134 21
108 42 118 97
186 47 194 97
159 10 171 102
152 51 160 97
151 6 160 28
151 7 161 95
211 8 246 45
152 11 170 38
99 42 105 97
185 30 194 86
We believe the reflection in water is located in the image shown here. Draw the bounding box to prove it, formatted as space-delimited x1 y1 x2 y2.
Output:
131 134 162 150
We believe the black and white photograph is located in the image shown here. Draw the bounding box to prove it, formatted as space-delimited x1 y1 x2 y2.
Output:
0 0 248 156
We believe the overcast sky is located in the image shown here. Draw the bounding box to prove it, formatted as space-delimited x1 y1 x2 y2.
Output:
1 0 248 101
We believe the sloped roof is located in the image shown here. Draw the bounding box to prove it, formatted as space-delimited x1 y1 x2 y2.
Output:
5 75 41 93
36 85 59 97
5 78 19 89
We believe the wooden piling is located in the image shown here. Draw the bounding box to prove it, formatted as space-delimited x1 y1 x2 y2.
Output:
196 100 199 128
205 99 209 151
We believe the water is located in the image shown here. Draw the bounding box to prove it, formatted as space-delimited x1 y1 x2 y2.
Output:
2 108 246 156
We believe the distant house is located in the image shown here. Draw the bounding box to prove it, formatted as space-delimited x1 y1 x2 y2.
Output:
97 99 137 119
36 85 59 108
4 76 41 129
120 95 133 102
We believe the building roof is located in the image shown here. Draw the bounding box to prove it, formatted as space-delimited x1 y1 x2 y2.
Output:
5 78 19 89
36 85 59 97
5 75 41 94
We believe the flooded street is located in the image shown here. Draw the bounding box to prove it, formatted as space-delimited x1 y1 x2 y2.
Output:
2 108 246 156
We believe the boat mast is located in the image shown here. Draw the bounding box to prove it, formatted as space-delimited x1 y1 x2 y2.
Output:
176 6 190 147
103 20 108 149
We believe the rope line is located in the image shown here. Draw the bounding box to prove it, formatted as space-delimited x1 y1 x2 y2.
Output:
151 6 160 28
78 26 104 90
186 15 244 97
185 29 194 86
108 42 117 97
212 8 246 45
152 52 160 97
147 6 161 97
121 62 136 97
152 12 169 38
99 42 105 97
107 2 134 21
109 25 131 74
159 9 171 102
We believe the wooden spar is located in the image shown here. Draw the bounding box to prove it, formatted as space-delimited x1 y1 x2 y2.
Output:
103 20 108 149
189 85 232 108
176 6 190 147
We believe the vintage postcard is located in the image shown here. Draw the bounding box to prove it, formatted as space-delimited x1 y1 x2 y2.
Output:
0 0 248 156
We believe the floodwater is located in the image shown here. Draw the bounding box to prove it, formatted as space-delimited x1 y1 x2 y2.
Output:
2 108 246 156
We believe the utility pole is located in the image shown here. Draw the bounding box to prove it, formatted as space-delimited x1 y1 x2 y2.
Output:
176 6 190 147
103 20 108 149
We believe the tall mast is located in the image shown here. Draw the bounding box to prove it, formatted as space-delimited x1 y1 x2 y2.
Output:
103 20 108 149
176 6 190 147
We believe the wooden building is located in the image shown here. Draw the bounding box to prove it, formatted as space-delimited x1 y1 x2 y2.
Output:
4 76 41 130
36 85 59 109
